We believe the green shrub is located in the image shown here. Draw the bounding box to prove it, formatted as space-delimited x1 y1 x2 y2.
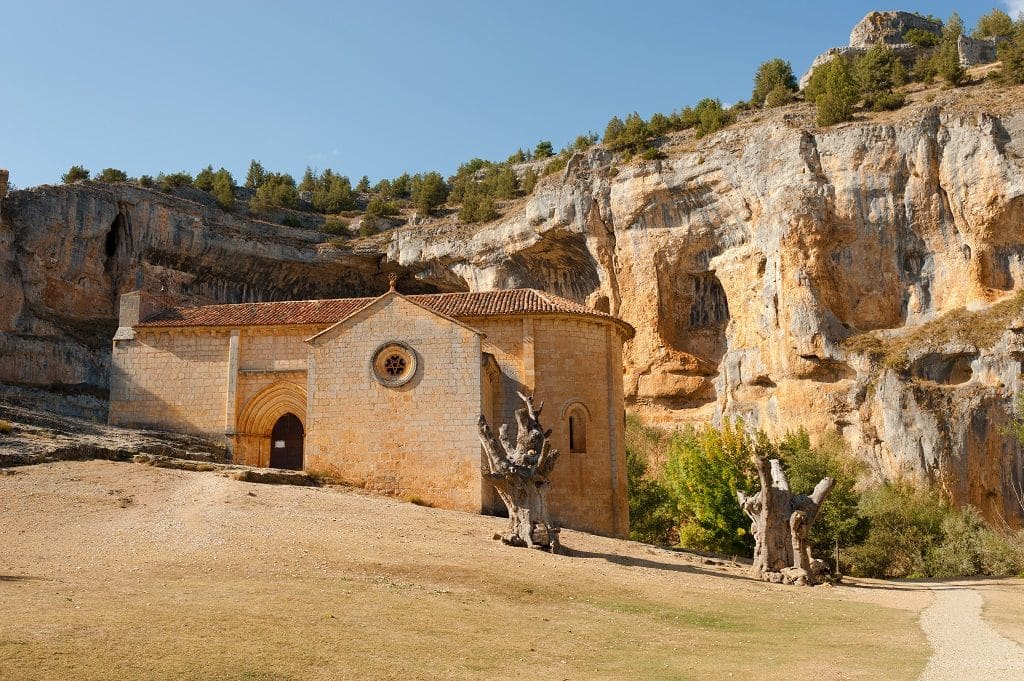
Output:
777 430 868 567
250 172 297 211
157 171 194 191
625 415 675 544
211 168 235 209
921 12 968 86
751 58 798 107
137 175 155 188
763 84 795 108
806 56 859 126
973 8 1015 39
533 140 554 159
854 45 907 111
357 215 379 237
662 420 764 556
281 215 302 228
693 98 734 138
321 216 349 235
245 160 267 189
993 26 1024 86
310 170 356 212
521 168 539 194
544 154 568 176
411 171 448 215
366 193 399 217
844 484 948 578
61 165 90 183
639 146 665 161
458 189 498 223
903 28 940 47
95 168 128 183
194 165 217 191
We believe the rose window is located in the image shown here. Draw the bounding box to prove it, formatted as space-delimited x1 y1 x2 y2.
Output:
371 342 417 387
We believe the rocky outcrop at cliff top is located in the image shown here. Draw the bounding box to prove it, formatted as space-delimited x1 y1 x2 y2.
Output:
3 81 1024 528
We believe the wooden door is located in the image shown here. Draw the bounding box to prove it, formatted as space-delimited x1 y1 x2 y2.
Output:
269 413 304 470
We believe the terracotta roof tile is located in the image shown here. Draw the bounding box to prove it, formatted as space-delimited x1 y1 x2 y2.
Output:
137 289 632 336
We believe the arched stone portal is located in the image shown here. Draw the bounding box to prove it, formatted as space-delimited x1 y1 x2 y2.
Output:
269 413 304 470
234 381 307 468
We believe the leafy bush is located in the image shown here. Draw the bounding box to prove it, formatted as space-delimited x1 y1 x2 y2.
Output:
245 160 267 189
137 175 155 188
321 216 349 235
61 165 90 183
157 171 193 191
805 56 859 126
250 172 297 211
854 45 907 111
544 154 569 176
280 215 302 228
355 175 370 193
777 430 868 565
194 165 217 191
410 171 448 215
693 98 734 138
95 168 128 183
211 168 235 209
521 168 539 194
310 169 356 212
973 8 1015 38
625 415 675 544
915 13 967 86
763 84 795 108
751 58 798 107
366 193 399 217
993 26 1024 86
458 188 498 223
533 140 554 159
357 215 379 237
662 420 764 556
903 27 940 47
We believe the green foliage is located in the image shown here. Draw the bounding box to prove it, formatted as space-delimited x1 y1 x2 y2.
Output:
320 216 349 235
194 165 216 191
410 171 448 215
903 28 940 47
845 485 1024 578
777 430 868 564
693 98 735 138
918 12 968 86
994 25 1024 86
806 56 859 126
95 167 128 183
245 160 267 189
751 58 798 107
309 169 356 212
544 154 569 176
280 215 303 228
137 175 155 188
763 84 795 108
355 175 370 193
157 171 193 191
625 415 676 544
357 215 379 237
973 8 1015 38
662 420 764 556
570 133 598 151
533 140 554 159
854 45 907 111
211 168 235 209
298 167 317 193
457 187 498 223
61 165 90 183
521 168 539 194
506 148 529 164
250 172 297 211
602 116 626 145
366 193 399 217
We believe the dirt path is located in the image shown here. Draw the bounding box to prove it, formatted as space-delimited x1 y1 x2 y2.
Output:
919 584 1024 680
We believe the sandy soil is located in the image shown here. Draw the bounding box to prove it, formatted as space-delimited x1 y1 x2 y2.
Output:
0 460 944 680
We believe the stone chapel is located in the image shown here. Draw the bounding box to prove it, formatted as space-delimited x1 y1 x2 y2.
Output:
108 285 634 537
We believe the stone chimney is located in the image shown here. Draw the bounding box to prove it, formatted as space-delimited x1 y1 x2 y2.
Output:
113 290 169 341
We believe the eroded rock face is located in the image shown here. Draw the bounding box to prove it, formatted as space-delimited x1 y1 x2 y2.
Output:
3 89 1024 526
849 11 941 49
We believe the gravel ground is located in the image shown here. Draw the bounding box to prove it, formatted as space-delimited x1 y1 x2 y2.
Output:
919 584 1024 681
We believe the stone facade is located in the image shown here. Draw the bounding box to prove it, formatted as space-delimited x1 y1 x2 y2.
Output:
109 288 634 537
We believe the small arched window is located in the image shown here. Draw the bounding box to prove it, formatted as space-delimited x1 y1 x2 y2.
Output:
568 409 587 454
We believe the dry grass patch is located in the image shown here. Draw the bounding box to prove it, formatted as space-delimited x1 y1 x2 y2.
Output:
0 461 930 681
981 580 1024 646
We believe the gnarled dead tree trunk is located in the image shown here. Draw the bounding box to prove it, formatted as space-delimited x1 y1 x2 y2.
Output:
477 392 560 552
737 457 835 585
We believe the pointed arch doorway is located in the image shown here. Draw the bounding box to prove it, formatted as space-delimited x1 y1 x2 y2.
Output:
269 413 304 470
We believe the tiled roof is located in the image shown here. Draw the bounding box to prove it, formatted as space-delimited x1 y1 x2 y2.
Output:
137 289 633 336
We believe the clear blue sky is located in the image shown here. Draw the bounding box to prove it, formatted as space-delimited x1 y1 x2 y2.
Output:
1 1 1000 189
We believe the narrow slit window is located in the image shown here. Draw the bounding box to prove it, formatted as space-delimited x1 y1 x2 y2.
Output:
569 411 587 453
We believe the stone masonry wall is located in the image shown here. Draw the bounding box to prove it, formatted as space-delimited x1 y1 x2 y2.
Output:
306 295 484 511
109 329 231 439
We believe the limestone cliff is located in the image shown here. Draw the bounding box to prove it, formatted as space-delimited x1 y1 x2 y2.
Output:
2 83 1024 526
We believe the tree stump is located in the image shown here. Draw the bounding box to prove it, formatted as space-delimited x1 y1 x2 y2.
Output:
477 392 560 552
737 457 835 585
